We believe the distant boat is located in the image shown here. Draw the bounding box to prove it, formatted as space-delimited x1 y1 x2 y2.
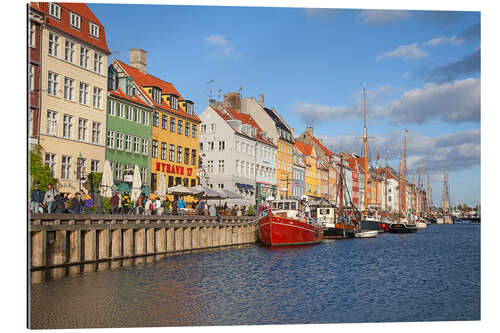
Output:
317 207 356 239
258 199 323 246
354 230 378 238
388 221 418 234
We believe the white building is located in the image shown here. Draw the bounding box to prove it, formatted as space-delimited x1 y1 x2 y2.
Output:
386 178 399 212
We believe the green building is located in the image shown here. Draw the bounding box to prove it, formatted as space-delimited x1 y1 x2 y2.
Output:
106 60 154 193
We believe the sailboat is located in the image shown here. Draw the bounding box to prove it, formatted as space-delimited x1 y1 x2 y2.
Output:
415 162 427 229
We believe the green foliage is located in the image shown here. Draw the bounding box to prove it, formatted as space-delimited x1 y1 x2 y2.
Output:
103 197 111 213
29 144 58 192
247 205 254 216
87 172 103 194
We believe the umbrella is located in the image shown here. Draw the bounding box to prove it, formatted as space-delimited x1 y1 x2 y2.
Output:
158 173 166 197
196 186 227 200
101 160 113 197
217 188 243 199
131 165 142 202
189 185 206 196
167 184 194 196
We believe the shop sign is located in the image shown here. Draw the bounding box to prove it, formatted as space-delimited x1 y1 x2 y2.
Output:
155 162 193 176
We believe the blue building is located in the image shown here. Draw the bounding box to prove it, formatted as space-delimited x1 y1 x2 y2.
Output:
292 144 306 199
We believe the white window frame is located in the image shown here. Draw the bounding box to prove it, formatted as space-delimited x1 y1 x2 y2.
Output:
29 23 36 48
79 82 89 105
49 3 61 19
118 103 124 118
91 160 99 173
80 46 89 69
135 108 140 124
28 64 35 92
64 40 75 63
116 132 123 150
125 134 132 152
93 52 103 74
78 118 87 142
63 77 74 101
48 32 59 57
61 155 72 180
108 100 116 116
89 22 100 38
142 138 148 155
45 153 56 176
46 110 58 136
127 105 133 121
93 87 102 109
141 167 147 184
47 72 58 96
134 137 141 154
62 114 73 139
69 12 81 29
107 130 115 148
92 121 101 144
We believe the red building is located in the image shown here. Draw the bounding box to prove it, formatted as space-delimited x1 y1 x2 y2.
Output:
28 4 45 149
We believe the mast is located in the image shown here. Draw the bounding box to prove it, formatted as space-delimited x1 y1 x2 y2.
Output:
403 130 407 216
363 84 368 219
427 173 430 214
398 158 402 216
384 154 388 212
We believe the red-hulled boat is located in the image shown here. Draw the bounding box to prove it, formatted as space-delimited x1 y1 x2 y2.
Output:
258 199 323 246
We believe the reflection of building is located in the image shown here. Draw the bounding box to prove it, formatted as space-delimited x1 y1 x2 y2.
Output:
106 59 154 187
115 50 200 193
28 4 45 150
34 3 110 193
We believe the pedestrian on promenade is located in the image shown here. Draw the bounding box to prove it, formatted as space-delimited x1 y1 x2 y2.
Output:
121 191 131 214
69 193 81 214
155 196 163 216
84 193 93 214
94 191 103 214
79 190 85 213
31 183 44 214
62 193 69 212
178 196 186 216
145 196 153 215
197 200 204 215
110 192 120 214
136 193 145 215
44 183 57 214
54 194 66 213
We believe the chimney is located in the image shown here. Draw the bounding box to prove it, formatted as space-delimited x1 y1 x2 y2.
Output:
129 48 147 74
306 126 313 136
258 94 264 107
223 92 241 112
209 98 216 106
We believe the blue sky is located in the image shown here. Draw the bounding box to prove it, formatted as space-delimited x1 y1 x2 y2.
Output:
89 3 481 207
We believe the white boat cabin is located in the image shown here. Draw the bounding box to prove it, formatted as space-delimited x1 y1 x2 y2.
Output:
317 207 335 227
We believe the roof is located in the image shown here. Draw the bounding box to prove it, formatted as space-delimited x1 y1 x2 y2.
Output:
263 107 294 144
32 2 110 53
225 107 276 147
305 132 333 158
115 60 201 123
108 88 153 110
295 141 313 156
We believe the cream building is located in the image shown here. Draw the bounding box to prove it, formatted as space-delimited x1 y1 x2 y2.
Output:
35 3 110 193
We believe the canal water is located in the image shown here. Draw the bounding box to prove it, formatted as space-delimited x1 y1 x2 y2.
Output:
29 224 480 329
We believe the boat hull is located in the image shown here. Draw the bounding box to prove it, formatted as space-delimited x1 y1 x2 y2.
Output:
258 213 323 246
355 230 378 238
388 223 418 234
323 224 356 239
360 220 389 232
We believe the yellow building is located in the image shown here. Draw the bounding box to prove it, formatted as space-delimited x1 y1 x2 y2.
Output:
276 139 294 199
35 3 110 193
296 142 321 199
115 50 200 197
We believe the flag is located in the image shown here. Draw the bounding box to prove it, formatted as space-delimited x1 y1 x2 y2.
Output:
377 150 380 161
405 129 408 133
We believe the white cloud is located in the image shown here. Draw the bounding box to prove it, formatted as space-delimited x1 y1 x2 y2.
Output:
203 34 239 58
357 10 411 24
376 43 429 61
423 36 464 47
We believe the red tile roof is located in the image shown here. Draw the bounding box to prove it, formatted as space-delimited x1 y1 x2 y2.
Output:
108 88 153 109
223 107 276 147
305 132 333 157
32 2 110 53
116 59 201 123
295 141 313 156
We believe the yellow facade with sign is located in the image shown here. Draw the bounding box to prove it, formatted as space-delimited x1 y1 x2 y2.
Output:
276 139 293 199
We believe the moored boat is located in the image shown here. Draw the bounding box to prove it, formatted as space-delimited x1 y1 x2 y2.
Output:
258 199 323 246
354 230 378 238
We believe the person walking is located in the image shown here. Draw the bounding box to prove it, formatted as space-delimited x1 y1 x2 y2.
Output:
44 183 57 214
155 197 164 216
110 192 120 214
121 191 131 214
54 194 66 213
69 193 81 214
79 190 85 213
198 200 204 215
83 193 93 214
31 184 44 214
145 196 153 215
136 193 145 215
94 191 103 214
178 196 186 216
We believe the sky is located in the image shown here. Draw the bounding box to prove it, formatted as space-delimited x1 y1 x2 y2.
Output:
88 1 481 207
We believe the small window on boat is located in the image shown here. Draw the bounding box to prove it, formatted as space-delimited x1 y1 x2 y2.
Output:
291 202 297 210
326 208 330 214
278 202 283 210
284 202 290 210
272 202 277 209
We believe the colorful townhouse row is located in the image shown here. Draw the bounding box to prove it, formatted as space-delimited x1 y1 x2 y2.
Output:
28 3 427 212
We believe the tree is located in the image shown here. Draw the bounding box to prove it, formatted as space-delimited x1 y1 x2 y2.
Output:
87 172 103 194
29 144 58 192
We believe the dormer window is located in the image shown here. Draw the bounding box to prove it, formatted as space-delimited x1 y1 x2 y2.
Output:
169 95 179 110
49 3 61 19
150 87 161 104
70 12 81 29
89 22 100 38
126 78 134 97
185 101 194 115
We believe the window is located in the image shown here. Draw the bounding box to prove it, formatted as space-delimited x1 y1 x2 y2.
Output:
142 139 148 155
236 160 240 175
126 79 134 96
29 23 36 48
64 40 75 63
117 103 124 118
241 162 244 175
141 167 147 184
246 162 249 177
80 46 89 69
28 64 34 92
162 115 167 129
49 3 61 19
115 163 123 181
48 33 59 57
169 144 175 162
209 141 214 151
192 124 197 138
185 122 190 136
79 82 88 105
170 117 176 132
178 120 183 134
236 141 239 152
170 95 178 110
108 100 116 116
153 111 159 127
93 52 103 74
91 160 99 173
78 118 87 141
134 136 140 153
207 160 214 174
218 141 225 151
69 12 81 29
63 77 74 101
200 142 203 151
143 111 149 126
92 122 101 144
125 134 132 152
116 133 123 150
177 146 182 162
152 140 158 158
211 123 215 133
161 142 167 160
126 105 133 121
218 160 225 174
93 87 102 109
61 155 72 179
62 114 73 139
46 110 57 135
191 149 197 166
135 108 140 123
201 124 206 134
48 72 58 96
89 22 100 38
186 102 194 115
107 130 115 148
45 153 56 176
184 148 190 164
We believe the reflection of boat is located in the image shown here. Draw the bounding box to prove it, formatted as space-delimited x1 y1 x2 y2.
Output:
354 230 378 238
258 199 323 246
